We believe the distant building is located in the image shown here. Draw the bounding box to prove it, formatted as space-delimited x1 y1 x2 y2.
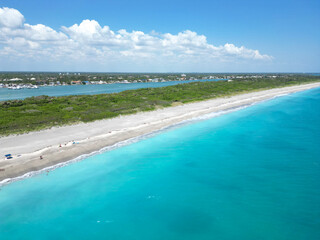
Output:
71 81 81 85
9 78 23 81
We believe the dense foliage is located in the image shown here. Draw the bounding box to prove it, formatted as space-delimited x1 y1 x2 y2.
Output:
0 77 319 135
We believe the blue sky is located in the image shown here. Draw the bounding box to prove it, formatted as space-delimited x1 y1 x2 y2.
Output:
0 0 319 72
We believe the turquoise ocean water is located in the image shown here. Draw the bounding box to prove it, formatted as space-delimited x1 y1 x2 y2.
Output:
0 79 223 101
0 88 319 239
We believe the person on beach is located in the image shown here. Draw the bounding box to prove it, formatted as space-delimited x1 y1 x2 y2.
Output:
40 155 43 160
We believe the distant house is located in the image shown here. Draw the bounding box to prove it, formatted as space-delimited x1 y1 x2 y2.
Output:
82 81 90 85
9 78 23 81
71 81 82 85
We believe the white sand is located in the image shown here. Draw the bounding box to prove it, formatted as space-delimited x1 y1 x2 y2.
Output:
1 82 319 182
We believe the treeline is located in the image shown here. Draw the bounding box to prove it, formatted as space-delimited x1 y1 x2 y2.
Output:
0 77 319 135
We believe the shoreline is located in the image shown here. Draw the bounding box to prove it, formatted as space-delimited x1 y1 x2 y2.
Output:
1 82 320 184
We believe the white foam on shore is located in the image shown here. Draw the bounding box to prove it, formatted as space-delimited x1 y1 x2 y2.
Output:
0 89 306 187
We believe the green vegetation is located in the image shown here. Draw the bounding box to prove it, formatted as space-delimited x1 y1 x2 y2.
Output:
0 77 319 136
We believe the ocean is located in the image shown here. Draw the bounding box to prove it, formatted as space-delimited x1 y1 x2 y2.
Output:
0 87 319 240
0 79 224 101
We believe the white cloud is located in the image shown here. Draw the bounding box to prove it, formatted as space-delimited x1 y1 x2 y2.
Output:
0 7 272 71
24 24 68 41
220 43 272 60
0 7 24 28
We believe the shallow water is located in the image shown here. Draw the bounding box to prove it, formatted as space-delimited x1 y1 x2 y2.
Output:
0 79 224 101
0 88 319 240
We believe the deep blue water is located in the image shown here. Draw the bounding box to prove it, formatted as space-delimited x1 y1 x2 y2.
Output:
0 88 319 240
0 79 224 101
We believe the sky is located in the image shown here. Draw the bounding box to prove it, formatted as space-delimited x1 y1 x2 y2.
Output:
0 0 319 72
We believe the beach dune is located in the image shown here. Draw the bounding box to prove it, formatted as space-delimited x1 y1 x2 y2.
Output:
1 82 320 183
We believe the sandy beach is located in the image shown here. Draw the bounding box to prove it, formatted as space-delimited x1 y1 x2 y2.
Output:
1 82 319 183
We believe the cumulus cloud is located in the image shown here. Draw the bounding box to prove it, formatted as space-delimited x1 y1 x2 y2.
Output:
0 7 272 70
0 7 24 28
